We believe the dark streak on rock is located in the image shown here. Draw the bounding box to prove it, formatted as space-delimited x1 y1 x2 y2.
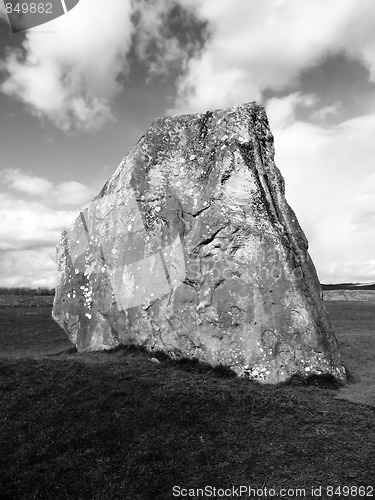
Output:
237 141 278 227
183 278 200 291
95 180 110 200
190 226 225 255
199 110 213 140
184 202 212 218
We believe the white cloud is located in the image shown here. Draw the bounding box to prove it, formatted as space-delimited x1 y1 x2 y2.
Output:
0 169 96 206
0 170 99 287
0 248 58 288
0 168 52 196
53 180 97 206
266 97 375 284
0 0 134 131
170 0 375 114
0 0 207 131
349 172 375 231
266 92 316 129
0 192 77 251
323 261 375 285
340 1 375 82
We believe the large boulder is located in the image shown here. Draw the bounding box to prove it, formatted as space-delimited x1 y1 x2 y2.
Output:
52 102 346 384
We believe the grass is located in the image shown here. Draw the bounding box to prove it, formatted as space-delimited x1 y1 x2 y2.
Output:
0 304 374 499
325 301 375 407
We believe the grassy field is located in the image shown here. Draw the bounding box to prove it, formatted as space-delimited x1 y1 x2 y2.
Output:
0 303 374 500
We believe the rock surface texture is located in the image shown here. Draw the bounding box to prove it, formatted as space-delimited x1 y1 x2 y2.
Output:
53 102 346 384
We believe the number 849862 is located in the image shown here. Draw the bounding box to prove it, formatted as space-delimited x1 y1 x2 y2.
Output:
5 3 53 14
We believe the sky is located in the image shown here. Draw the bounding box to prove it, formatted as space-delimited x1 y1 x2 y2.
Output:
0 0 374 287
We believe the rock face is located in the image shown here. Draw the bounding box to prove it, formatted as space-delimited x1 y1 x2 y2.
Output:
52 102 346 384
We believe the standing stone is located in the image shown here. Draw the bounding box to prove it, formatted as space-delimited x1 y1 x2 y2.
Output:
52 102 346 384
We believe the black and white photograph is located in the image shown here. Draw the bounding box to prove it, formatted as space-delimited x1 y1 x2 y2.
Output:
0 1 374 498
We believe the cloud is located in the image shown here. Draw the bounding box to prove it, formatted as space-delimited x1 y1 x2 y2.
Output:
54 180 98 206
0 169 96 206
266 97 375 284
129 0 209 85
0 170 98 286
170 0 375 114
0 0 134 131
322 260 375 285
311 104 340 121
0 192 77 251
266 92 316 129
349 173 375 231
0 169 52 196
0 0 208 131
0 248 58 288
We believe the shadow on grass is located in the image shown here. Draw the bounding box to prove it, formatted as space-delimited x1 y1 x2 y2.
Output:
94 343 350 387
1 348 375 500
47 345 77 356
284 373 343 389
96 344 238 378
